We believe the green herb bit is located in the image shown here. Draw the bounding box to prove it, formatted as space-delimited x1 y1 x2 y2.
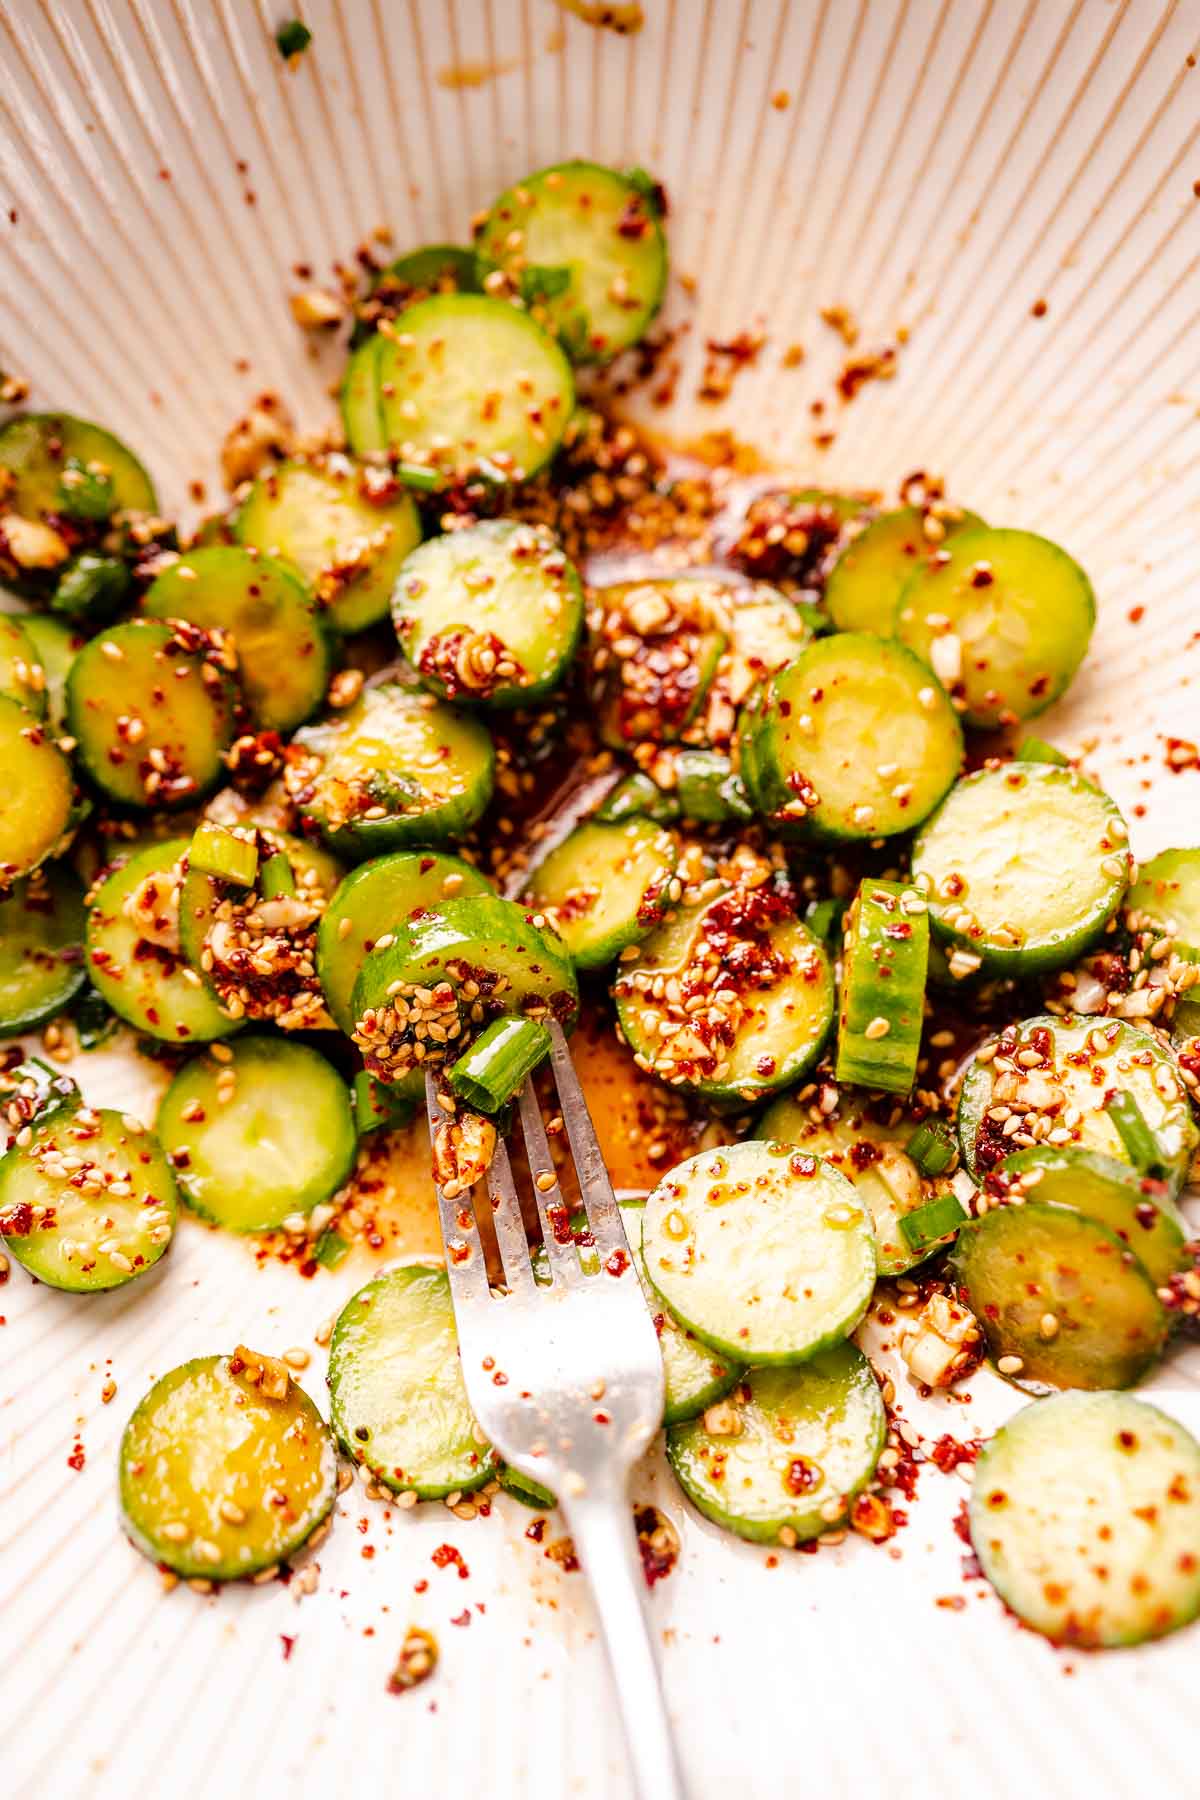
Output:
188 822 259 888
449 1015 552 1115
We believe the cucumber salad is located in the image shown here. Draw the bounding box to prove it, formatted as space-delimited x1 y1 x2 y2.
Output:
2 155 1199 1655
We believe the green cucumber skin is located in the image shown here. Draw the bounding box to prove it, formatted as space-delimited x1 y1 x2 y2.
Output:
0 416 156 596
498 1464 557 1509
997 1144 1188 1290
0 613 47 718
340 335 388 455
350 245 479 348
835 879 930 1095
1127 847 1200 959
0 865 88 1035
521 816 677 971
824 505 985 636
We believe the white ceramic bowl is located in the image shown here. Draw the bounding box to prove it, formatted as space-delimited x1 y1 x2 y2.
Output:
3 5 1199 1796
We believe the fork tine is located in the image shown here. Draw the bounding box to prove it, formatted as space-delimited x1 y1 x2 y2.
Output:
516 1078 584 1287
485 1134 537 1296
424 1073 488 1306
545 1020 629 1262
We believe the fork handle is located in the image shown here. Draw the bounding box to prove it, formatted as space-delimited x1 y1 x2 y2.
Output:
562 1492 688 1800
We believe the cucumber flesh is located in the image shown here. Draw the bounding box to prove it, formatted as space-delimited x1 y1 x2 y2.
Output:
970 1391 1200 1647
340 335 387 455
235 455 422 635
0 613 47 716
144 546 331 735
0 696 77 883
0 1105 177 1291
641 1139 877 1365
21 614 82 730
394 519 584 707
744 633 963 840
289 681 495 858
352 244 478 346
327 1264 496 1498
895 526 1095 729
613 885 834 1104
666 1345 885 1545
913 763 1131 976
956 1013 1196 1192
0 863 87 1034
0 413 155 538
835 879 930 1094
85 840 241 1043
156 1036 356 1233
119 1353 337 1580
996 1144 1187 1289
1127 847 1200 959
521 817 676 970
824 504 984 636
951 1200 1168 1390
622 1199 744 1425
475 161 667 362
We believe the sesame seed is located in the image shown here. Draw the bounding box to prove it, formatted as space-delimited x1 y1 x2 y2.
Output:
864 1017 890 1040
996 1354 1024 1375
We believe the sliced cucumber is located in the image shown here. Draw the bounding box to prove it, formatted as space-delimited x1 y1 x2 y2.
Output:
758 1091 951 1277
289 681 495 858
144 546 331 734
67 618 236 809
951 1201 1168 1389
317 850 492 1036
394 520 584 707
157 1036 355 1233
21 614 81 730
0 1106 177 1291
475 160 667 361
374 293 574 484
352 244 478 346
896 526 1095 728
641 1139 876 1364
179 827 343 981
340 334 387 455
835 879 929 1094
997 1145 1188 1289
0 696 77 883
521 817 676 969
498 1464 556 1509
594 771 680 827
351 894 577 1083
86 839 240 1044
969 1392 1200 1647
613 885 834 1104
742 634 963 840
1127 848 1200 959
957 1013 1197 1191
119 1353 337 1580
0 415 155 588
913 763 1131 975
0 613 47 716
666 1345 885 1545
0 863 87 1034
622 1199 744 1425
674 751 753 824
235 454 422 635
328 1264 495 1498
591 577 728 747
824 505 984 636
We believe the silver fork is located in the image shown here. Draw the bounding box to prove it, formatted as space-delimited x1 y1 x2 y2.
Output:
425 1020 687 1800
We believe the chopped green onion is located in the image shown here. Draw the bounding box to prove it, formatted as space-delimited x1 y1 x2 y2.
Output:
1105 1092 1167 1176
519 264 572 305
353 1069 416 1137
56 456 115 523
313 1228 351 1269
52 553 131 620
804 897 847 943
188 822 258 888
450 1016 552 1115
274 17 311 59
899 1192 967 1253
71 985 118 1051
259 851 296 900
595 771 680 825
904 1119 957 1178
395 461 444 492
675 750 754 824
1016 736 1070 767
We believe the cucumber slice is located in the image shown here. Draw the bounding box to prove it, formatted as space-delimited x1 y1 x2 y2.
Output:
895 526 1095 728
743 634 963 840
758 1091 950 1277
0 696 77 885
674 751 753 823
86 839 241 1043
912 763 1131 975
622 1199 744 1425
591 577 728 747
835 879 930 1094
157 1036 355 1233
951 1201 1168 1390
498 1464 557 1509
235 455 422 635
0 863 87 1034
641 1139 876 1364
997 1145 1188 1289
317 850 492 1036
328 1264 496 1498
666 1345 885 1545
340 334 387 455
144 546 331 734
0 413 155 545
475 161 667 362
289 682 495 858
0 613 47 716
352 244 478 346
21 614 81 730
119 1353 337 1581
969 1392 1200 1647
0 1105 177 1291
613 885 834 1104
957 1013 1197 1191
351 894 578 1083
67 618 236 809
394 520 584 707
1127 848 1200 959
521 817 676 970
374 294 574 485
824 505 984 636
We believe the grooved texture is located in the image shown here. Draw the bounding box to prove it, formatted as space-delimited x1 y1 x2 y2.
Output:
2 4 1199 1797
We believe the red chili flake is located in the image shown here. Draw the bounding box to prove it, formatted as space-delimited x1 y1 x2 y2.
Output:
929 1434 981 1474
951 1499 973 1546
280 1634 296 1661
604 1247 629 1277
432 1544 469 1580
449 1609 472 1627
633 1505 679 1587
67 1441 86 1472
525 1517 547 1544
784 1457 817 1495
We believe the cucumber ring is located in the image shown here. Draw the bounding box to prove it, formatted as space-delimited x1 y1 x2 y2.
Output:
621 1199 744 1425
825 504 984 636
0 613 47 717
1127 847 1200 960
521 817 677 970
0 863 87 1035
997 1144 1188 1289
0 695 78 884
835 879 930 1095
